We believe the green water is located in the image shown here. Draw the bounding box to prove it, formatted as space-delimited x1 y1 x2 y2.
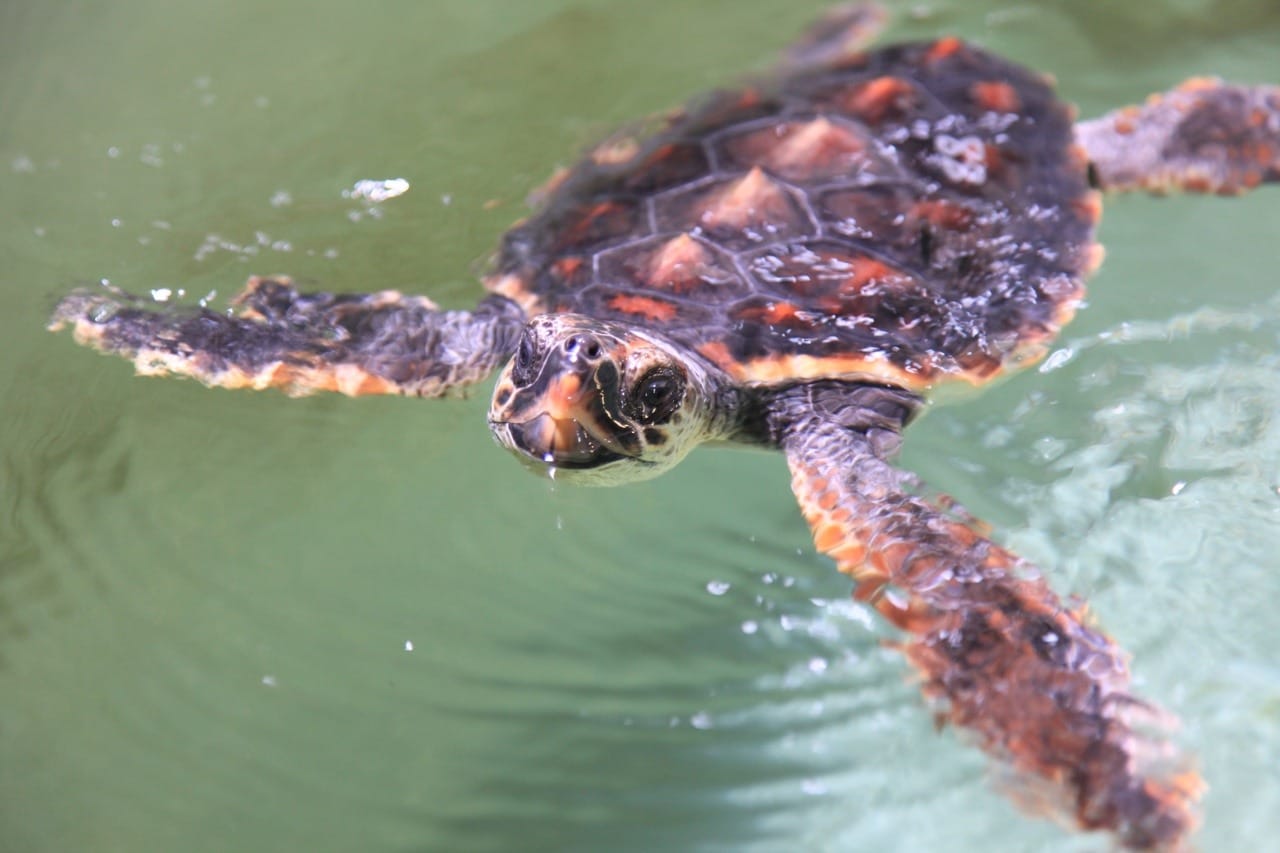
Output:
3 1 1280 850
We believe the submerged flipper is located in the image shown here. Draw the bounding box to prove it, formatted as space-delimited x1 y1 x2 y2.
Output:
49 277 525 397
769 383 1199 851
779 2 888 71
1078 78 1280 194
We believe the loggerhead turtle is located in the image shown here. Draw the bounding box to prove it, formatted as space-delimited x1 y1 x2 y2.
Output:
49 5 1280 849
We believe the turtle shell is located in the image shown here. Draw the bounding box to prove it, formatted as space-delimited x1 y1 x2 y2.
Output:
486 38 1102 391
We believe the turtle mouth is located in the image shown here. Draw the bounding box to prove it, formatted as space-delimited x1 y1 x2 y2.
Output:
492 413 634 470
489 343 647 471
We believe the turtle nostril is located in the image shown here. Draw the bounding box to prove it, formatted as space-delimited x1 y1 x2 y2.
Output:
564 334 602 360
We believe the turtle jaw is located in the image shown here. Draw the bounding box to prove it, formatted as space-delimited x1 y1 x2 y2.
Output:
492 413 635 471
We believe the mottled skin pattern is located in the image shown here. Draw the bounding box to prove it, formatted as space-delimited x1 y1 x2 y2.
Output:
51 278 524 397
1079 77 1280 194
764 382 1201 850
47 5 1280 851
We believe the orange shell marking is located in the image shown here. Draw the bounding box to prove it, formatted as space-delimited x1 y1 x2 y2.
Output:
971 80 1021 113
606 293 678 323
701 347 947 392
842 75 917 122
924 36 963 63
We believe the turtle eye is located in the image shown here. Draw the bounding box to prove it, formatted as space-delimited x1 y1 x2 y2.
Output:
512 333 538 387
626 367 685 425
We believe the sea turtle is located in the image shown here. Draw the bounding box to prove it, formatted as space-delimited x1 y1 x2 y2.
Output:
49 5 1279 850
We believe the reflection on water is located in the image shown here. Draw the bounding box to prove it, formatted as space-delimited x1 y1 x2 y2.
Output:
2 1 1279 851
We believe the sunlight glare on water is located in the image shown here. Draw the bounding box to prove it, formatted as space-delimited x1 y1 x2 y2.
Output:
2 1 1279 851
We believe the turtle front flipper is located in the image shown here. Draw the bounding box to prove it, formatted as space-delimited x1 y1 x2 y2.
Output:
1077 79 1280 194
49 277 525 397
768 383 1200 851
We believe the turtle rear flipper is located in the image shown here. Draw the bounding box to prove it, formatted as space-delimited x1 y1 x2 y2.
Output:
1078 79 1280 194
778 3 888 71
49 277 525 397
768 383 1200 851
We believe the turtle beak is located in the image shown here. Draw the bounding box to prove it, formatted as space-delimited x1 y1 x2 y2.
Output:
488 344 640 470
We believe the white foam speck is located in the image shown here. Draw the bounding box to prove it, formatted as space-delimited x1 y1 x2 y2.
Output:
345 178 410 203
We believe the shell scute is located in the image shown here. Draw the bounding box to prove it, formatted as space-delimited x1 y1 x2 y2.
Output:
576 285 715 330
620 141 712 194
674 86 785 140
716 116 893 183
550 197 647 254
828 75 927 126
745 240 916 301
653 166 816 249
596 233 743 299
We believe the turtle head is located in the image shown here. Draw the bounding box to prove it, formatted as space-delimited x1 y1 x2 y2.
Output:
488 314 721 486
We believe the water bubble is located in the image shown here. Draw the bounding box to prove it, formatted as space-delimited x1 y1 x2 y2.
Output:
705 580 730 596
689 712 713 730
139 144 163 168
260 675 278 688
403 640 414 652
740 620 759 635
1039 347 1075 373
